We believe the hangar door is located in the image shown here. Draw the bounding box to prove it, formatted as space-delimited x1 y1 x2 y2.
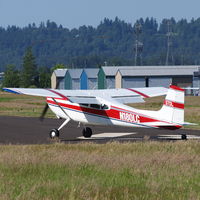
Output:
122 77 145 88
88 78 97 89
149 77 172 87
106 77 115 89
193 77 200 88
57 78 65 89
72 78 80 90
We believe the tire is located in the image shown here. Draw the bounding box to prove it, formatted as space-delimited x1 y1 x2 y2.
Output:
82 127 92 138
49 128 59 139
181 134 187 140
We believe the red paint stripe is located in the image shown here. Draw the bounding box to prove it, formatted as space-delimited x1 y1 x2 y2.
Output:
170 85 185 92
164 100 184 109
127 88 150 98
47 89 68 100
47 99 167 124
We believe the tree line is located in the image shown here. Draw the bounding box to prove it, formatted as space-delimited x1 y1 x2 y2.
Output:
2 47 53 88
1 17 200 73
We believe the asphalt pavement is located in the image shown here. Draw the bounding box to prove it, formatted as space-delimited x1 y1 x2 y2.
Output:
0 116 200 144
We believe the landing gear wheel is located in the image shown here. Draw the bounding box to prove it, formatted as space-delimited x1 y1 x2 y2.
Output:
82 127 92 138
181 134 187 140
49 129 59 139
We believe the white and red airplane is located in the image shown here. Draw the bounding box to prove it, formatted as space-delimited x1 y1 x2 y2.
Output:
3 85 187 139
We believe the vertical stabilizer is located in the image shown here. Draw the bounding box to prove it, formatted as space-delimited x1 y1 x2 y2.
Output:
158 85 185 125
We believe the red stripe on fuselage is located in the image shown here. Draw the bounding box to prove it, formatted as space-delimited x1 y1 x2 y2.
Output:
47 99 174 125
127 88 150 98
164 99 184 109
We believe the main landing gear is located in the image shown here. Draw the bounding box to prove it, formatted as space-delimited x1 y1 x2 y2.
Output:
49 118 93 139
49 117 70 139
82 127 92 138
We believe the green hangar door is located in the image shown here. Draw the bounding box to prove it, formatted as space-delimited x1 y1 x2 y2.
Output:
122 77 145 88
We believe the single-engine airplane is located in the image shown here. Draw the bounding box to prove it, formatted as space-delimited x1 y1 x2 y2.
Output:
3 85 188 139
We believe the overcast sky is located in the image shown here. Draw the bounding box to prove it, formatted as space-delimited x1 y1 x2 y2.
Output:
0 0 200 29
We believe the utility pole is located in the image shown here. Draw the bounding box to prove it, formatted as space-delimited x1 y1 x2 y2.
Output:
165 20 175 66
134 23 143 66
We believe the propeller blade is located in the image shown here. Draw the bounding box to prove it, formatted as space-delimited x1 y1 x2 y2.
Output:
40 103 49 121
40 75 60 121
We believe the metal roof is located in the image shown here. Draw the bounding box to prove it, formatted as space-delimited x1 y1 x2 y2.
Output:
67 69 83 79
115 66 199 76
83 68 99 78
54 69 67 77
101 66 134 76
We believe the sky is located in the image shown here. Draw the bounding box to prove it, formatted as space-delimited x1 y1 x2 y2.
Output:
0 0 200 29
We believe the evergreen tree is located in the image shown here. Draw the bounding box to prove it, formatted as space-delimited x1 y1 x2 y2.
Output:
50 64 66 74
21 47 38 87
38 67 51 88
2 65 20 87
2 18 200 67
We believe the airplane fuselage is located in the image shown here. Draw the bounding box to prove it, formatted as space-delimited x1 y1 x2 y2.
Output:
47 97 181 130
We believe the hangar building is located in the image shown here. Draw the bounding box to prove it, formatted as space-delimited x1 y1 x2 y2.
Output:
65 69 83 90
80 68 98 90
98 66 133 89
51 66 200 93
115 66 199 89
193 70 200 89
51 69 67 89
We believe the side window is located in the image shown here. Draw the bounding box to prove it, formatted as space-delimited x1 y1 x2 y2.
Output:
101 104 109 110
80 104 89 107
80 103 109 110
90 104 101 109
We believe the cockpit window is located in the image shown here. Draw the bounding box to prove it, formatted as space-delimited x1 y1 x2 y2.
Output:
80 103 109 110
90 104 101 109
101 104 109 110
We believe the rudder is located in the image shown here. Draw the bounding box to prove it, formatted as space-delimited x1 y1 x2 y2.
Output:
158 85 185 125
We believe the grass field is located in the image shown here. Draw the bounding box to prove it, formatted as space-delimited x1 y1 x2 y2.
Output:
0 92 55 118
1 142 200 200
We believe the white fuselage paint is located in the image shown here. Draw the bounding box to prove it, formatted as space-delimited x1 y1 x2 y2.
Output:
47 97 179 129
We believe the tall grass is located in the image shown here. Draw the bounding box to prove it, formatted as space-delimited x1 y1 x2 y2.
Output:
1 142 200 199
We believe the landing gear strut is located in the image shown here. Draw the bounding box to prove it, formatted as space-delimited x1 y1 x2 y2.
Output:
50 117 70 139
82 127 92 138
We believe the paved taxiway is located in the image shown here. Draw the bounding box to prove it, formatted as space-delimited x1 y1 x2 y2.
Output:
0 116 200 144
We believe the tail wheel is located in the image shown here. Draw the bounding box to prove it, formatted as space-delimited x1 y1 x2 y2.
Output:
181 134 187 140
82 127 92 138
50 129 59 139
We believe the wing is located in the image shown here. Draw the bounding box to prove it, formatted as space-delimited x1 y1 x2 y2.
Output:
3 87 168 104
3 88 100 104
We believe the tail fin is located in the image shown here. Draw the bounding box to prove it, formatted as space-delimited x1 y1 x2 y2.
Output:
158 85 185 125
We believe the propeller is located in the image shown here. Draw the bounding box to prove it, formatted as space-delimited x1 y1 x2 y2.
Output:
39 79 60 121
39 104 49 121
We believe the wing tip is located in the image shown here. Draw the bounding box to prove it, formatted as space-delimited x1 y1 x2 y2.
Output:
2 88 21 94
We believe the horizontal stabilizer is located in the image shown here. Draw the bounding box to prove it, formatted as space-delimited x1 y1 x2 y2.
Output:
183 122 198 126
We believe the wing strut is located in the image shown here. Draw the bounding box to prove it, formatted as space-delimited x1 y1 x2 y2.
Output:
52 98 71 119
